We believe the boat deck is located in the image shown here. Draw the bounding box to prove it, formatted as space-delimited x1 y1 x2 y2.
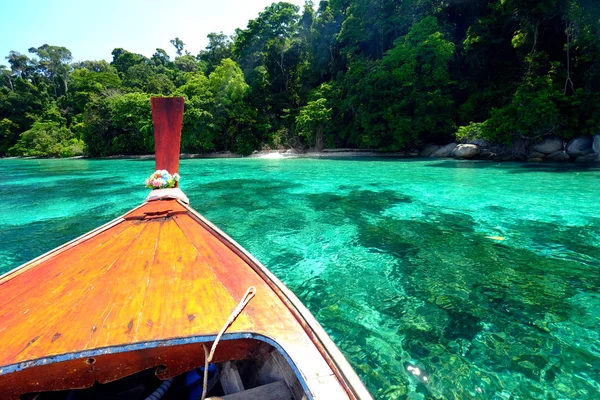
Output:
0 199 357 399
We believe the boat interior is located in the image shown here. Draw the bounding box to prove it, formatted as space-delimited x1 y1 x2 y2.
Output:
21 339 305 400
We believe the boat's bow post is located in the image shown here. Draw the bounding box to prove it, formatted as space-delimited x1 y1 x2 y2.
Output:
146 97 189 204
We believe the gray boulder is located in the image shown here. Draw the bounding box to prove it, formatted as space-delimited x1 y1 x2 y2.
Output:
452 144 480 159
593 134 600 153
528 151 547 159
527 157 545 162
547 151 570 162
430 143 457 157
566 136 593 157
419 144 440 157
533 137 563 154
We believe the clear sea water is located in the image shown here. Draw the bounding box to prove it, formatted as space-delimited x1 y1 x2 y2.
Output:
1 158 599 399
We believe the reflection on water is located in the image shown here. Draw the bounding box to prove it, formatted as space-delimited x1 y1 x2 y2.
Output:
1 158 599 399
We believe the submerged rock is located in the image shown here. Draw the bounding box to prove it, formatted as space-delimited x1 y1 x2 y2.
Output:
533 137 563 154
566 136 593 157
420 144 440 157
452 144 480 159
547 151 570 161
431 143 457 157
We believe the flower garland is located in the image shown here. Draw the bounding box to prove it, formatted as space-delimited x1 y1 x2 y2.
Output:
145 170 180 190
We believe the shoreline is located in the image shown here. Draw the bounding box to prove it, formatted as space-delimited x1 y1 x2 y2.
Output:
113 149 414 159
2 148 599 164
2 149 415 160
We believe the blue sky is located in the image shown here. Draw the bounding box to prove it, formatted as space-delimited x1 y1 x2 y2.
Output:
0 0 307 66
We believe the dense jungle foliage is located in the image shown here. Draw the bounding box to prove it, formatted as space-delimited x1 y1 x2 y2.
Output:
1 0 600 157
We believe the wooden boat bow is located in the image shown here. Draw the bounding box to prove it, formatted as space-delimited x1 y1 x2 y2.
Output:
0 97 372 400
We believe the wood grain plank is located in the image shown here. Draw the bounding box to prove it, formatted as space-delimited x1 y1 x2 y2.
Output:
136 218 252 342
45 220 161 353
88 219 162 349
174 215 293 336
0 220 138 307
0 222 147 365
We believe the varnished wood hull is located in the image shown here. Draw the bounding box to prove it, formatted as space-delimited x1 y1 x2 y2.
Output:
0 197 372 400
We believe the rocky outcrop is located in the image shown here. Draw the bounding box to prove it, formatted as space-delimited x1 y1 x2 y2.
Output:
419 144 440 157
547 151 570 162
451 144 480 159
533 137 563 154
416 135 597 162
566 136 593 157
430 143 457 157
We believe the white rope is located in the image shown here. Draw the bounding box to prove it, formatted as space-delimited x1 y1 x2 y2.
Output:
201 286 256 400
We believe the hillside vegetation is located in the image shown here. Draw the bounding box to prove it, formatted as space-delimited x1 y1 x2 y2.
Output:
1 0 599 157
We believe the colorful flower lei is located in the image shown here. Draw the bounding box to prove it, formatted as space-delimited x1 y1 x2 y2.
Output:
145 170 180 189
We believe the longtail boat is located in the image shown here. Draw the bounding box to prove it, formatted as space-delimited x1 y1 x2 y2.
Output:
0 97 372 400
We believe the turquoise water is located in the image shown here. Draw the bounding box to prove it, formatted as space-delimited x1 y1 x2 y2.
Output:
2 158 600 399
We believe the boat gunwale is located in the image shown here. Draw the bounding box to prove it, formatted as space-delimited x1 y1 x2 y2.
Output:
0 331 315 400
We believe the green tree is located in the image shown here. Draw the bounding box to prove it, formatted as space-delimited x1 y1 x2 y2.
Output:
62 64 122 121
296 83 332 149
74 60 115 73
234 2 305 135
5 51 32 78
28 44 73 96
0 65 13 91
197 32 233 72
170 37 186 56
9 121 84 157
0 118 18 154
111 48 147 76
173 72 216 152
209 58 249 105
208 59 253 151
0 78 50 155
330 16 456 149
83 92 153 156
380 16 456 147
152 48 171 66
175 55 200 72
123 63 175 95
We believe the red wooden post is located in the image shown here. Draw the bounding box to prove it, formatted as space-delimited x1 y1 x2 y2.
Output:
150 97 184 175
